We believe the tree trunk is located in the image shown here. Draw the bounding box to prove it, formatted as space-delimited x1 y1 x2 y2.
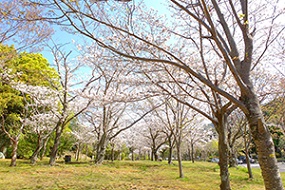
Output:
176 141 184 178
40 136 50 160
49 126 63 166
245 150 253 179
191 141 195 163
228 146 237 168
168 148 173 164
111 144 114 162
244 128 253 179
95 145 106 164
131 149 134 161
31 137 44 165
242 90 283 189
151 148 156 161
75 143 81 161
187 144 191 161
216 113 231 190
95 133 109 164
10 138 18 167
154 151 158 161
167 135 174 164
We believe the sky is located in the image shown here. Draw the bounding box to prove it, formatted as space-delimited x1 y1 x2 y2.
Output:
41 0 169 65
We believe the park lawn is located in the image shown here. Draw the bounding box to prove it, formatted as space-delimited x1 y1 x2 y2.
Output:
0 159 283 190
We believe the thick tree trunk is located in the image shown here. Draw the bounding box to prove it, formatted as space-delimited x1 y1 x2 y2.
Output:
95 145 106 164
243 92 283 189
154 151 158 161
95 133 109 164
49 126 63 166
151 148 158 161
216 113 231 190
10 138 18 167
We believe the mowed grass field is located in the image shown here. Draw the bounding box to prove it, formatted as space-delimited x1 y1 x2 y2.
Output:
0 158 284 190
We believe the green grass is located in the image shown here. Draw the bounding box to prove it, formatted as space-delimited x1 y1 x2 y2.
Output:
0 159 283 190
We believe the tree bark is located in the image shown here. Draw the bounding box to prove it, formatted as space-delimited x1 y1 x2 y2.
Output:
40 136 50 160
75 143 81 161
245 150 253 179
176 141 184 178
31 137 44 165
191 141 195 163
228 145 237 168
167 137 174 164
216 113 231 190
95 133 109 164
49 126 63 166
242 91 283 189
10 138 18 167
110 144 114 162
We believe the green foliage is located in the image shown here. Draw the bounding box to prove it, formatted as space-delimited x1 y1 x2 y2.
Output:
269 125 285 158
262 98 285 157
17 133 38 159
262 97 285 125
0 43 60 159
57 129 77 156
205 140 219 159
16 52 59 87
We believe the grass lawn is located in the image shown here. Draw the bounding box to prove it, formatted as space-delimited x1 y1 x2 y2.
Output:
0 158 284 190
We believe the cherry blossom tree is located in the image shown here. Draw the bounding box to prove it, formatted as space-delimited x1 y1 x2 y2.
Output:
12 83 59 165
26 0 285 188
185 119 211 163
47 44 99 166
69 120 95 161
77 44 161 164
0 44 59 166
141 117 167 162
0 0 53 50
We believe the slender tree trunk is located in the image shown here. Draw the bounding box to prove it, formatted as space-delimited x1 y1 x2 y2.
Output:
244 128 253 179
191 141 195 163
31 137 44 165
176 141 184 178
131 149 134 161
187 144 191 161
75 143 81 161
242 90 283 189
168 146 173 164
245 150 253 179
40 136 50 160
228 145 237 168
167 135 174 164
151 148 155 161
10 138 18 167
111 144 114 162
216 113 231 190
